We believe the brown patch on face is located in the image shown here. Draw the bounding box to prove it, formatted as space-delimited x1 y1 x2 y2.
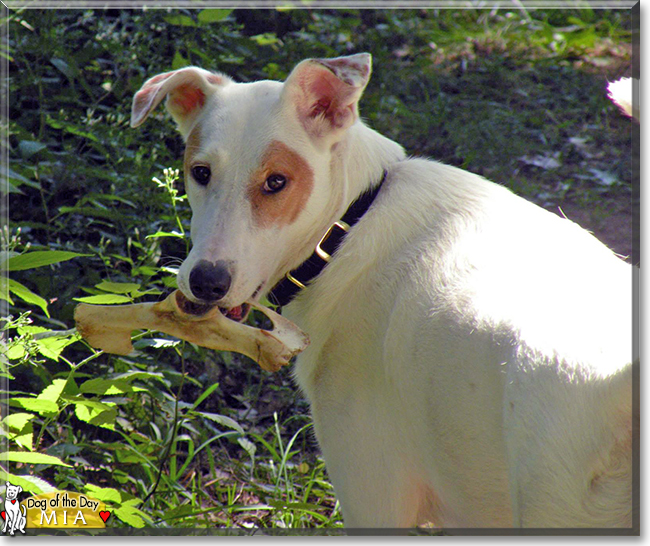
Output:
248 140 314 227
184 127 203 173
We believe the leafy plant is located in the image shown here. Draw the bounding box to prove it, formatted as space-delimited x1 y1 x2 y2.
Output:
3 6 633 532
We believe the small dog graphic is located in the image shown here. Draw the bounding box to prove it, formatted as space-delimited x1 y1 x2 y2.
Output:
2 482 26 535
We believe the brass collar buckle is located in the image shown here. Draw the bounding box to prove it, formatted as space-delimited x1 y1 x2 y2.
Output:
314 221 350 264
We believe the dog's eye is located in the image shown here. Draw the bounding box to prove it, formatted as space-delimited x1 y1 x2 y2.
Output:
191 165 211 186
263 174 287 194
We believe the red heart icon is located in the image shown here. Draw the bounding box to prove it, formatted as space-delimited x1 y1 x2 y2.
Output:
0 511 5 520
10 500 15 505
99 510 110 523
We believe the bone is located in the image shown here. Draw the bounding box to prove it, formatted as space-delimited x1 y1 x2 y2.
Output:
74 290 309 372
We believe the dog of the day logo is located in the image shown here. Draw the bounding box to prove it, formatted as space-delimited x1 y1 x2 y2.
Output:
2 482 26 535
1 482 108 533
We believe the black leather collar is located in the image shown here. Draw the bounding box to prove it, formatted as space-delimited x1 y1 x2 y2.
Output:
268 171 387 309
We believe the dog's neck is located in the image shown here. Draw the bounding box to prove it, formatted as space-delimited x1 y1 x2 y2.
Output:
339 122 406 208
311 121 405 253
273 122 406 292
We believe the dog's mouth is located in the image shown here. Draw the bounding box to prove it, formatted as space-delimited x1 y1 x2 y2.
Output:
176 283 264 323
176 293 215 316
218 282 265 323
175 292 250 323
218 303 251 323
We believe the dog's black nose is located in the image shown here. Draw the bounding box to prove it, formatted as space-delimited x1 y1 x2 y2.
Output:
189 260 232 303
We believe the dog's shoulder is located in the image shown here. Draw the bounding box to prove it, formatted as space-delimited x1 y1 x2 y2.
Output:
378 157 632 374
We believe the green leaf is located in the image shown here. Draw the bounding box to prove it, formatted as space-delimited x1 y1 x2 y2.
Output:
251 33 280 46
7 398 59 416
50 57 78 79
191 382 220 410
18 140 47 159
131 265 159 278
1 180 22 194
6 168 34 186
2 412 34 431
3 278 49 317
195 412 244 435
197 9 232 24
9 425 32 451
146 230 184 239
114 504 146 527
5 250 89 271
0 342 27 360
1 169 39 194
79 378 134 396
237 437 257 459
68 397 117 429
83 484 121 503
172 50 189 70
0 471 56 494
80 191 137 207
2 414 34 450
95 281 141 295
17 326 79 360
38 379 71 403
34 334 79 361
164 14 197 27
73 294 132 304
112 371 167 385
46 117 99 142
0 451 72 467
58 206 129 221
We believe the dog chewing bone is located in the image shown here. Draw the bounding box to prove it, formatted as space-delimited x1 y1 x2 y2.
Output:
74 290 309 372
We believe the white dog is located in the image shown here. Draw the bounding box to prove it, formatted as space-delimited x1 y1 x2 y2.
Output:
131 53 636 529
3 482 26 535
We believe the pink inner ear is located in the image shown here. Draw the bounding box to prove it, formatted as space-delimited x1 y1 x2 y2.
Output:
147 72 174 86
133 86 155 112
310 98 332 118
307 75 342 115
206 73 225 85
317 57 370 86
171 84 206 115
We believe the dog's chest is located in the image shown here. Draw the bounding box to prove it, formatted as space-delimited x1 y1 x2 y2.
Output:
284 226 422 403
286 270 387 396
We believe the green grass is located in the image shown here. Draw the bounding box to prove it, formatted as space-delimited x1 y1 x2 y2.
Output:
2 7 633 532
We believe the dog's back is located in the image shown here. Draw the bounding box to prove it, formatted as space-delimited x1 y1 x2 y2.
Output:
290 157 633 527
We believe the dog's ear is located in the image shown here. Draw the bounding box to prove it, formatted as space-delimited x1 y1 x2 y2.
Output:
131 67 230 137
282 53 372 141
16 486 21 494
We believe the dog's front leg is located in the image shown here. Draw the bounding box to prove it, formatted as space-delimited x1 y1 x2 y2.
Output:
309 383 429 529
314 420 420 527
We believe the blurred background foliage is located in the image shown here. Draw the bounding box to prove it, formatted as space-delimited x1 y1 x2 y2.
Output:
2 6 633 531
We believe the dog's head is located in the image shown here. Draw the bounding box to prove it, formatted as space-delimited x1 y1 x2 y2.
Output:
131 54 372 317
5 483 21 501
